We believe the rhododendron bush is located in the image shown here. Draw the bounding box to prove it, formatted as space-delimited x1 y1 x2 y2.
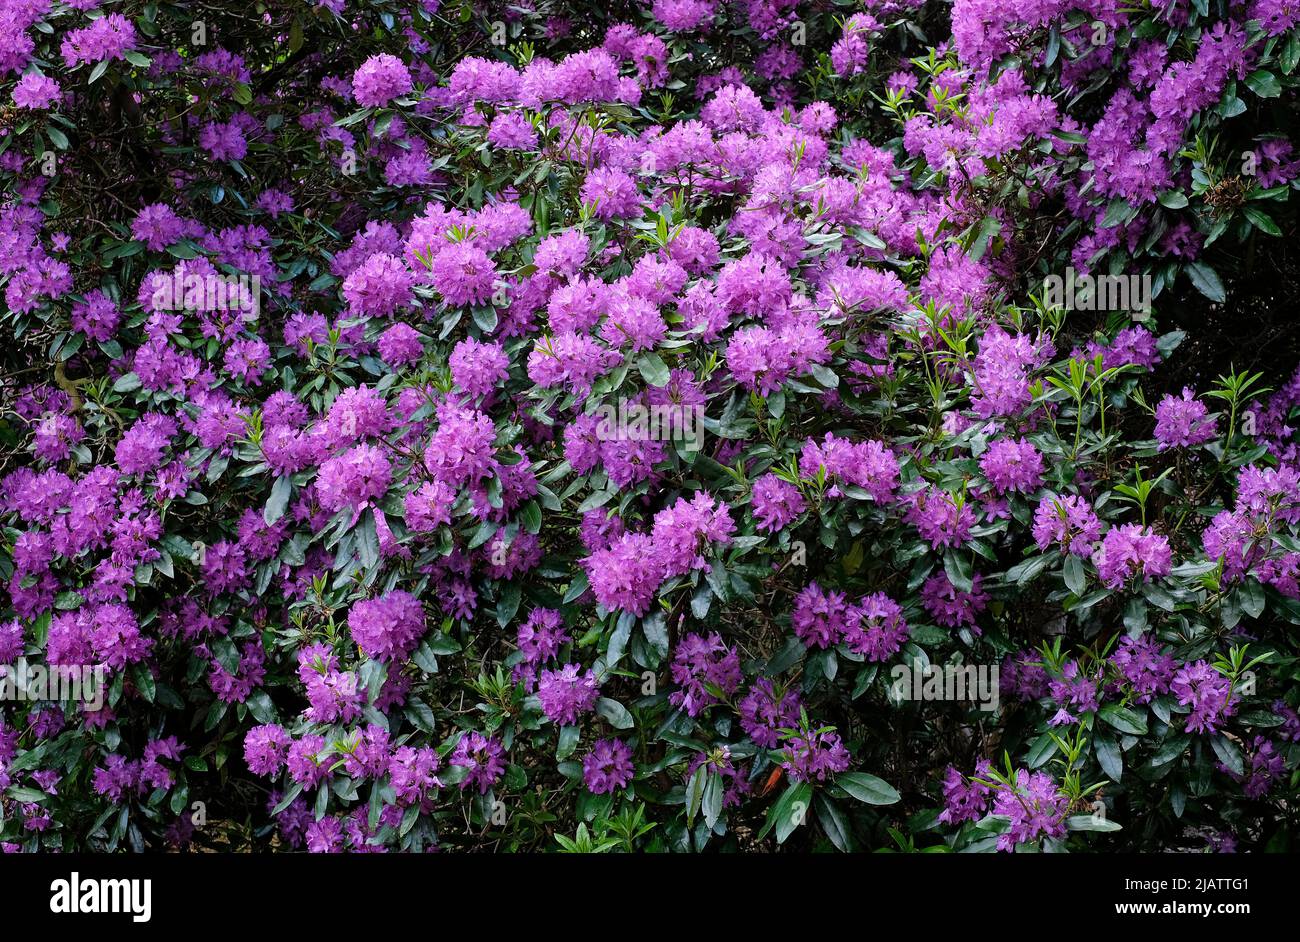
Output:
2 0 1300 855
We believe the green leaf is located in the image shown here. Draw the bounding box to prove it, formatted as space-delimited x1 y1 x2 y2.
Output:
411 640 439 675
636 351 671 387
1063 555 1086 596
471 304 498 333
1142 582 1176 612
1210 735 1244 777
1099 703 1148 736
810 364 839 389
1027 731 1059 769
495 582 521 628
1093 733 1123 783
1007 554 1050 585
245 689 277 724
1245 69 1282 98
355 512 379 571
520 499 542 534
264 475 293 525
1101 197 1134 228
701 772 724 830
967 215 1000 262
1243 205 1282 236
773 781 814 843
943 550 973 594
1066 814 1122 832
1239 579 1266 619
1150 734 1191 768
563 571 589 604
556 725 580 760
816 794 852 852
1185 261 1225 303
685 766 706 827
6 786 48 803
1282 33 1300 73
595 697 634 730
130 662 155 704
837 771 900 805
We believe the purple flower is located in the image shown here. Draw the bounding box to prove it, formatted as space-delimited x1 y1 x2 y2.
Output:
1033 494 1101 556
92 755 140 802
991 769 1069 852
779 726 851 783
1047 661 1101 725
751 473 806 532
1201 511 1262 582
1154 387 1217 450
979 438 1044 495
352 53 413 107
970 326 1053 419
449 337 509 398
343 252 416 316
244 724 292 777
388 746 443 805
303 669 363 724
1091 524 1172 589
315 444 392 512
793 581 849 649
1219 735 1284 798
115 413 177 475
451 732 506 794
584 532 666 616
347 590 426 662
428 242 496 307
305 816 345 853
939 760 993 825
844 592 909 661
582 739 635 794
378 323 424 366
341 724 392 780
424 403 499 488
738 679 801 749
651 492 735 578
921 572 989 631
1171 661 1237 735
0 621 22 663
286 735 333 788
487 112 539 149
515 608 570 680
669 632 742 716
13 72 59 109
61 14 137 68
199 120 248 162
70 290 122 342
580 167 641 219
536 663 601 725
1109 635 1175 704
831 13 879 76
906 487 975 549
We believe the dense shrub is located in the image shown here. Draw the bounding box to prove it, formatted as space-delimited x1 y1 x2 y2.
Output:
2 0 1300 853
